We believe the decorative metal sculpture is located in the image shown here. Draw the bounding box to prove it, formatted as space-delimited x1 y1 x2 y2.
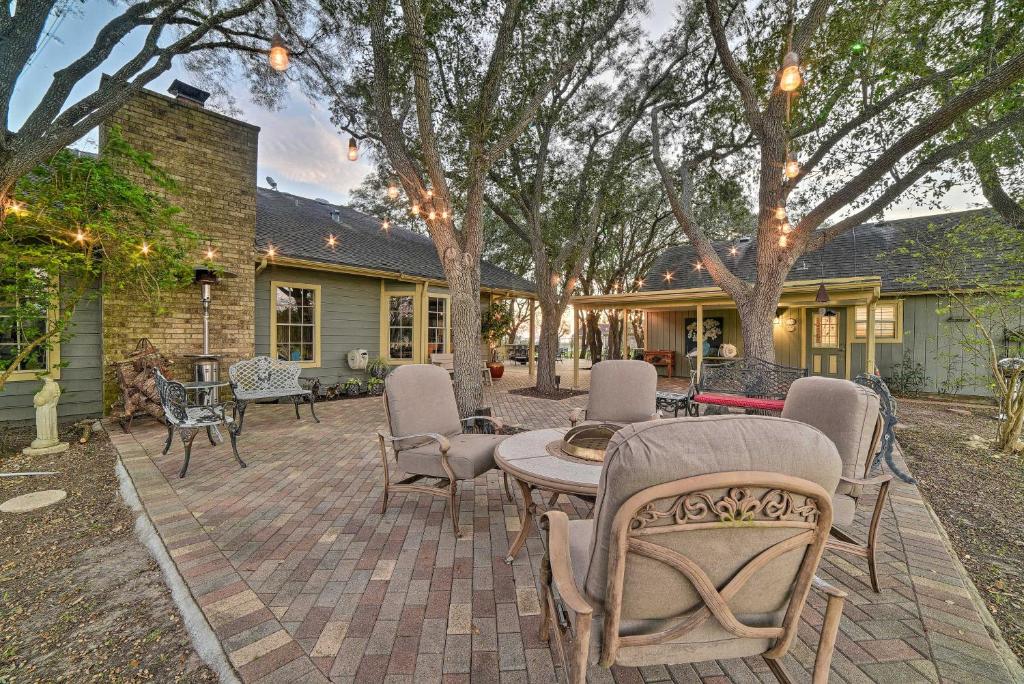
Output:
853 373 914 484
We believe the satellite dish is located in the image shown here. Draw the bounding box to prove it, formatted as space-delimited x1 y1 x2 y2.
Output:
266 176 278 190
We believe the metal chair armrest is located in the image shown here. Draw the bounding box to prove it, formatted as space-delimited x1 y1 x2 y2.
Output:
376 430 452 453
839 472 894 487
541 511 593 618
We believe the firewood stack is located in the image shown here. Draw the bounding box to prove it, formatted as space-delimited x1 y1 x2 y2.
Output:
110 338 172 431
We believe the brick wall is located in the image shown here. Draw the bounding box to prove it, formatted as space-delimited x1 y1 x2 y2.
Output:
100 88 259 410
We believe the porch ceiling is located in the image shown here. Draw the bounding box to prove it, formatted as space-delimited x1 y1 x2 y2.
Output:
571 276 882 311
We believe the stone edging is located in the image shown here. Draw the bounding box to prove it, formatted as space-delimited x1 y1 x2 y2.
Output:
108 422 327 682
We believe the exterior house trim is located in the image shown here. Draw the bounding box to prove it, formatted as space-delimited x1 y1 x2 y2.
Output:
269 280 322 368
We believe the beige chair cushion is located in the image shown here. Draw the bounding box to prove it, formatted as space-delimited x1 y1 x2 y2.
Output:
587 360 658 423
565 518 777 667
782 376 880 498
396 433 504 480
584 415 842 607
832 492 857 527
385 364 463 449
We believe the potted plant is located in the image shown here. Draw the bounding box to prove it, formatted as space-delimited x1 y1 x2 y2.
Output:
366 377 384 396
366 356 390 380
481 302 515 379
342 377 362 397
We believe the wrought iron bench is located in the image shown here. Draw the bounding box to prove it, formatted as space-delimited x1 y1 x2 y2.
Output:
228 356 320 434
686 357 807 416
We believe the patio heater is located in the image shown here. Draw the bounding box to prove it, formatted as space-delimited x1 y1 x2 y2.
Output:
183 268 226 401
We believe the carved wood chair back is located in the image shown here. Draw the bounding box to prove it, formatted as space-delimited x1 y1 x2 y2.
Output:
599 471 834 667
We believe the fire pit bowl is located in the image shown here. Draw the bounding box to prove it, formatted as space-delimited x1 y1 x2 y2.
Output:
560 423 623 463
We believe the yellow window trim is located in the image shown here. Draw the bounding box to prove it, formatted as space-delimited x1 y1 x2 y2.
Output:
5 285 61 382
269 280 322 368
380 285 419 364
853 299 904 343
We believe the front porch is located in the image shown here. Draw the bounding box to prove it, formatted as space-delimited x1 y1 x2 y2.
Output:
569 277 886 387
107 364 1016 682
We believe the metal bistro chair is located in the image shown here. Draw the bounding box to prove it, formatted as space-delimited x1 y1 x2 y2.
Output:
154 369 245 478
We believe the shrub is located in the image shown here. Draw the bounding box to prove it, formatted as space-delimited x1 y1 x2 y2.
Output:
884 351 928 397
342 377 363 396
366 357 390 379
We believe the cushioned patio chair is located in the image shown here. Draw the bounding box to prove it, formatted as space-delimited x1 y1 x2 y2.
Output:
570 360 659 426
377 364 507 536
154 369 245 478
782 376 892 592
539 416 846 683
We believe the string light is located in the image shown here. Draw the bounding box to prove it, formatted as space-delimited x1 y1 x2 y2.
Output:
410 203 420 216
781 220 793 234
779 51 802 92
74 229 87 243
140 242 151 255
694 262 703 271
381 219 391 232
266 244 277 257
664 271 674 282
779 234 788 247
268 33 289 72
428 209 437 220
426 189 433 199
774 206 787 220
441 208 449 219
730 246 738 255
387 183 399 200
347 137 358 162
4 199 26 216
785 153 800 179
205 246 216 260
636 278 645 288
326 234 338 248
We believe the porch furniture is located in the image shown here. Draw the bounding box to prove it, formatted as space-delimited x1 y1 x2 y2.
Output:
154 369 245 478
782 376 893 592
643 349 676 378
227 356 319 434
655 390 690 417
509 344 537 365
430 352 493 386
686 357 806 416
538 416 846 683
378 364 507 537
570 360 658 426
854 373 914 484
182 379 229 443
494 427 602 562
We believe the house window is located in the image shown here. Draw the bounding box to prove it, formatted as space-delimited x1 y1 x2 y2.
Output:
427 296 448 355
0 292 50 375
812 312 839 348
388 295 415 359
271 283 320 366
854 302 901 340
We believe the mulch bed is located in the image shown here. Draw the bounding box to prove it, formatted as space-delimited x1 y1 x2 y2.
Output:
508 387 589 400
895 398 1023 661
0 423 214 682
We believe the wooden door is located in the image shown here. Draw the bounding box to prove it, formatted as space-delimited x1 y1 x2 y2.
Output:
807 309 846 378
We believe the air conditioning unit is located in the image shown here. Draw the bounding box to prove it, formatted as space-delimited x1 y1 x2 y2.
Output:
347 349 369 370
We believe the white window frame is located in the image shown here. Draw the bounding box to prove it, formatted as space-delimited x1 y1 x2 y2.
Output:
854 300 903 343
269 281 321 368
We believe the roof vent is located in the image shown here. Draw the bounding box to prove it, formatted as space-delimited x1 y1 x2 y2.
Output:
330 209 341 224
315 197 332 205
737 236 752 243
168 80 210 107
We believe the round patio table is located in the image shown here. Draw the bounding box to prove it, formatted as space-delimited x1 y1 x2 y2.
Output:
495 427 602 563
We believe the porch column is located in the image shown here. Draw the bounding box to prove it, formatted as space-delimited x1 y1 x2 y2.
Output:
572 308 580 388
528 299 536 377
414 281 426 364
696 304 704 379
621 308 630 359
865 298 876 375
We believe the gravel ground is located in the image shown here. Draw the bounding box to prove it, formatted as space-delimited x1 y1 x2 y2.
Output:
0 422 215 683
896 399 1024 661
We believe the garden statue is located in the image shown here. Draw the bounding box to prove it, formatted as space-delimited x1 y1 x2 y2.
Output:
23 377 69 456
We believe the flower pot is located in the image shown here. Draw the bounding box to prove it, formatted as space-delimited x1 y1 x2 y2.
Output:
487 362 504 379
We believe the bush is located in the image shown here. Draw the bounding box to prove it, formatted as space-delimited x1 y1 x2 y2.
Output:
367 377 384 396
884 351 928 397
342 378 363 396
366 357 390 379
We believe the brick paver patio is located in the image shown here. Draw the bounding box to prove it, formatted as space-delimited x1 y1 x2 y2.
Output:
110 366 1020 683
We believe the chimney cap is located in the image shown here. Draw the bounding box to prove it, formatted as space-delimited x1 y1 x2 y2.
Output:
169 80 211 105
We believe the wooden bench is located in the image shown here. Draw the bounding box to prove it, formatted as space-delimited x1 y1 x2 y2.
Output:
430 352 493 385
687 357 806 416
643 349 676 378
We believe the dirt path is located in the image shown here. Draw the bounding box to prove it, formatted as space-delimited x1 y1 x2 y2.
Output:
0 423 214 683
896 399 1024 662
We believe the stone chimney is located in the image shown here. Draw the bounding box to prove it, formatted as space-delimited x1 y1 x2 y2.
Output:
99 84 260 411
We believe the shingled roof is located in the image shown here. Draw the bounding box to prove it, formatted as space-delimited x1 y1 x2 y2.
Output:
255 188 535 294
641 209 995 293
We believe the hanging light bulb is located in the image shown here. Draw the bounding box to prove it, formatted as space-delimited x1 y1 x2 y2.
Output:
730 246 738 256
74 229 86 243
410 203 420 216
428 209 437 220
381 219 391 232
779 51 802 92
327 234 338 248
347 137 358 162
781 220 793 234
774 206 787 220
785 153 800 179
205 246 216 260
140 242 151 255
694 262 703 271
778 234 788 247
387 183 399 200
426 189 433 199
636 278 645 288
4 199 26 216
266 244 277 258
268 32 289 72
441 208 449 219
664 271 674 282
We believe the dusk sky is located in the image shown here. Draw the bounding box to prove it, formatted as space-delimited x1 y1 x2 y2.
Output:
11 1 977 216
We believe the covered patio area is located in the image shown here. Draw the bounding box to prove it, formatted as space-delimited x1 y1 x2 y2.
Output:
569 277 884 387
108 366 1017 683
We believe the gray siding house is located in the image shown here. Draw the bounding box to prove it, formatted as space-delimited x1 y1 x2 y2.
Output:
572 210 1023 396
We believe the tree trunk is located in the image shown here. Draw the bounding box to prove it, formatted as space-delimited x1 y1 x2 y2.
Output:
585 311 603 363
737 291 780 363
630 312 645 352
447 261 483 417
607 312 622 360
535 294 562 394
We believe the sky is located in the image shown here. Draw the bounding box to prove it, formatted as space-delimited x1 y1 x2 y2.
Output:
10 1 979 216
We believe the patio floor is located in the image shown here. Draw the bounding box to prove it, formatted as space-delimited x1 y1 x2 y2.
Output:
109 365 1019 683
